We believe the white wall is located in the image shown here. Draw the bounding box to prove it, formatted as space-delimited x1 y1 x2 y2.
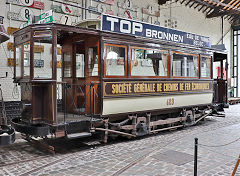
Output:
0 0 232 101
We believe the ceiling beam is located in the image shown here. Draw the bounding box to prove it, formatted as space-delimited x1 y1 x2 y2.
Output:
216 0 225 7
194 3 201 8
207 8 214 14
203 6 210 13
190 1 196 7
207 8 240 18
185 0 192 6
223 0 235 10
227 0 240 10
180 0 186 4
198 5 205 11
206 10 226 18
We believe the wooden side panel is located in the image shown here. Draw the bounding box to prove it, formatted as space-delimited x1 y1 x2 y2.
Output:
32 83 57 125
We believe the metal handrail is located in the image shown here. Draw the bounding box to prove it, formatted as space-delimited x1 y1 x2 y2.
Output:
0 86 7 125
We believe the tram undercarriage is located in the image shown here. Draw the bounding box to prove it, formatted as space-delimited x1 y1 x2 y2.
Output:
10 105 214 144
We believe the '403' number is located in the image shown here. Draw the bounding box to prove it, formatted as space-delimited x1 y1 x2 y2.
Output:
166 98 174 105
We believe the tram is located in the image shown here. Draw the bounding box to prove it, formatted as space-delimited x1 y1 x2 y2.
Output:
4 15 228 144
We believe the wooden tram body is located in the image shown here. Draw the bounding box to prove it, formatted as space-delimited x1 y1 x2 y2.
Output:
9 15 228 142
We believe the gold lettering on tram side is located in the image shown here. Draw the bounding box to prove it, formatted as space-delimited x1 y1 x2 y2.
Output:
163 83 178 92
157 83 162 92
192 83 209 90
107 81 211 96
179 83 184 91
185 83 191 91
112 83 132 94
134 83 155 93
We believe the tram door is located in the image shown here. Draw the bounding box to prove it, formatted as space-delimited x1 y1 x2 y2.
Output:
62 35 100 115
83 36 100 115
213 52 228 106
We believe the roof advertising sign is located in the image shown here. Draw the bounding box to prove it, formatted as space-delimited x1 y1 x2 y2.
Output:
101 14 211 48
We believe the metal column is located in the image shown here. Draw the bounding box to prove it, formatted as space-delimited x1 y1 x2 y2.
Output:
232 28 239 97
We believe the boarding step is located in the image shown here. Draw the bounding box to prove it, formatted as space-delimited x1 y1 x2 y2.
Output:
66 132 91 139
66 121 91 134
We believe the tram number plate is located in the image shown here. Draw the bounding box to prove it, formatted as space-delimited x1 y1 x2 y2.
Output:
166 98 174 106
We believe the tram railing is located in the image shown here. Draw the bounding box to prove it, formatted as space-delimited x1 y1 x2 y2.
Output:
213 81 218 103
56 82 101 124
213 79 228 104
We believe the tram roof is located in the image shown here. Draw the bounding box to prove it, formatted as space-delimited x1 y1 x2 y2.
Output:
13 23 227 55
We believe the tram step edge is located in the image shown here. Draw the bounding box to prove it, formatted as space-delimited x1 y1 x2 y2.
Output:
66 132 91 139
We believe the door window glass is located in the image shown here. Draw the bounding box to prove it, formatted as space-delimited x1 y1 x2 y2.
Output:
76 54 84 77
201 56 211 78
63 52 71 77
88 47 98 76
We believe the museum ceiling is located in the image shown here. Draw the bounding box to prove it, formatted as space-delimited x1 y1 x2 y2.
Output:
158 0 240 25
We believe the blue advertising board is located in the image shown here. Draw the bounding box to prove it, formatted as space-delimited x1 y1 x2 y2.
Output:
101 14 211 48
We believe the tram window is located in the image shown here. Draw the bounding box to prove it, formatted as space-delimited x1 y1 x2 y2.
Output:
15 45 21 78
76 54 84 78
63 52 71 78
200 56 211 78
213 61 221 79
105 45 126 76
33 39 52 79
88 47 98 76
131 48 168 76
56 45 62 82
23 43 30 77
172 53 198 77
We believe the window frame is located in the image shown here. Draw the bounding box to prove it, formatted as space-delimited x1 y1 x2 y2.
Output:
171 51 199 79
130 46 169 78
32 38 53 80
104 43 128 78
14 44 23 79
63 51 72 78
200 55 212 79
31 28 56 80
